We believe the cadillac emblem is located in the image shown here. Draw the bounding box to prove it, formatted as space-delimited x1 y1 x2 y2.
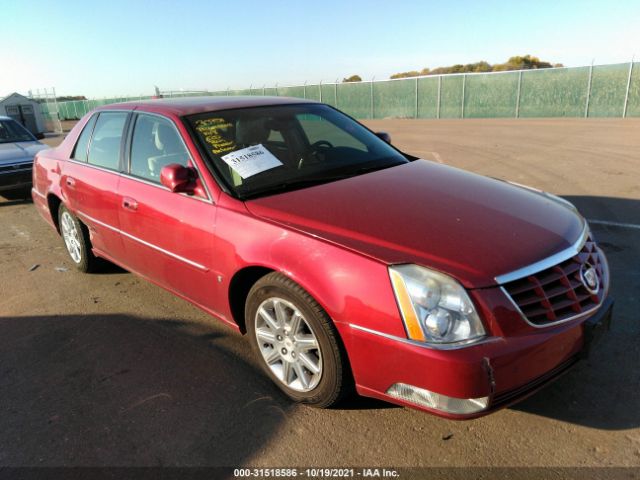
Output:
580 263 599 295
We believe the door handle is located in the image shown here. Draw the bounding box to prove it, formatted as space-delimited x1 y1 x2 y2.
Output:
122 197 138 211
65 177 75 188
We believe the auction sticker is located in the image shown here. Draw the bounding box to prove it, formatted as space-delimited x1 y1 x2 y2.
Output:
221 144 283 179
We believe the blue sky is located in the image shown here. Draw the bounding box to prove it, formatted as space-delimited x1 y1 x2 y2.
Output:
1 0 638 98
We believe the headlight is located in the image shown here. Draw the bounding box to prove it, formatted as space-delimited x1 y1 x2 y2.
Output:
389 265 485 345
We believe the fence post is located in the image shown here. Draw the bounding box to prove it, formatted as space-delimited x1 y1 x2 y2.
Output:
515 70 522 118
585 62 594 118
437 75 441 119
623 59 634 118
319 80 323 102
370 77 375 119
335 80 338 108
461 74 466 118
415 77 419 118
303 81 307 99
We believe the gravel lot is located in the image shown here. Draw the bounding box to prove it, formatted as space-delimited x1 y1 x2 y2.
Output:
1 118 639 469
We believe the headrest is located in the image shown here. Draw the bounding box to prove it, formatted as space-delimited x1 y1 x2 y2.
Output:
236 117 270 146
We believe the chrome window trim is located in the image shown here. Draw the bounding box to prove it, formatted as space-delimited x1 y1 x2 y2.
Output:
349 324 500 350
494 223 589 285
67 157 118 176
118 171 213 204
66 159 213 205
128 111 214 203
71 112 99 162
76 210 209 272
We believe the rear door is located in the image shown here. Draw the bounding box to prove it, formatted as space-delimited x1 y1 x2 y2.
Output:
116 112 219 311
62 111 129 262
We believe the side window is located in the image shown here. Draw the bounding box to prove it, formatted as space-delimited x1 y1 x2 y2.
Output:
87 112 128 170
71 114 97 162
129 114 189 182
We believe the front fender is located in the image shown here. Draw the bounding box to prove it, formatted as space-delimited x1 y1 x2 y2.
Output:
214 198 406 340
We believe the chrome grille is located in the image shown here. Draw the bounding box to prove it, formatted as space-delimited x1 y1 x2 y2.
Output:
0 162 32 174
502 236 606 326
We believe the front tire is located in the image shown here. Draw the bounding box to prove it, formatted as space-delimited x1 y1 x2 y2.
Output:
58 205 99 273
246 272 350 408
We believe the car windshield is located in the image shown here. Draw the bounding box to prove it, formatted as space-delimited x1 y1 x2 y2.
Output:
0 119 35 144
187 103 409 199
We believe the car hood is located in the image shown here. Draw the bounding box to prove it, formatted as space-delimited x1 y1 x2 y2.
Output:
0 141 48 165
245 161 585 288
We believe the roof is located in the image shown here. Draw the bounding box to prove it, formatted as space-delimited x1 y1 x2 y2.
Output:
0 92 38 105
101 95 316 116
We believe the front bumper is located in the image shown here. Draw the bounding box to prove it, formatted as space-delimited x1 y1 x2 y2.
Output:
0 164 33 192
341 297 613 419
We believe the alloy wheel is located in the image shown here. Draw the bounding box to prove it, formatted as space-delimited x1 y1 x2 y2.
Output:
60 211 82 264
254 297 323 392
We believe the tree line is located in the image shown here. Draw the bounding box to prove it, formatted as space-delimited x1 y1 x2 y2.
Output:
342 55 563 82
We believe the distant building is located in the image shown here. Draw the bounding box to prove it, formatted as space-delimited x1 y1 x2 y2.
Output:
0 92 46 135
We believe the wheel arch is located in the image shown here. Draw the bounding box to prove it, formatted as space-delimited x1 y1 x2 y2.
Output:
228 265 275 333
47 193 63 234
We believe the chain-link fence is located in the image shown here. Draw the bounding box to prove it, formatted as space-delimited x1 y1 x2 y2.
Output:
54 62 640 121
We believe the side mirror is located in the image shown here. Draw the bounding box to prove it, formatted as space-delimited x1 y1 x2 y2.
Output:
160 164 195 193
35 132 45 140
375 131 391 144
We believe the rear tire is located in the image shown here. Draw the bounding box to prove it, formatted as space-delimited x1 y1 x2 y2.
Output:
58 205 99 273
246 272 351 408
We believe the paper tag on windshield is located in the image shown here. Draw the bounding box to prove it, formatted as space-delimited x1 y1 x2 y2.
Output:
221 144 283 179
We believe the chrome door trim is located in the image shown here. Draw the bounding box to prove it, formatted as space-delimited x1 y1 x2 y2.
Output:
66 158 212 205
76 210 209 272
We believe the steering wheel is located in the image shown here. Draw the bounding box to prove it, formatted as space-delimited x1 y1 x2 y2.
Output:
298 140 335 169
310 140 334 150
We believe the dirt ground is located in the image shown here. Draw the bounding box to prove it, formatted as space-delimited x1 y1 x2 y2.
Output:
1 118 639 469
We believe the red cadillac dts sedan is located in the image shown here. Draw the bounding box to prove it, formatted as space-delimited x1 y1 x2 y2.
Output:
32 97 613 418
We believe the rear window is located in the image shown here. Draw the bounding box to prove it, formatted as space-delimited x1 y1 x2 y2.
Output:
71 114 98 162
87 112 127 170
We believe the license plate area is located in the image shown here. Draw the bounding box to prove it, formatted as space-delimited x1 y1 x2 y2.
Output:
581 297 613 357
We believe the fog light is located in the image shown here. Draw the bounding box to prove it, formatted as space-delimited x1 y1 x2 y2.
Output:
386 383 489 414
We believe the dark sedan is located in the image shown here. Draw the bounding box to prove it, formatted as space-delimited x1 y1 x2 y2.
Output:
0 116 48 199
